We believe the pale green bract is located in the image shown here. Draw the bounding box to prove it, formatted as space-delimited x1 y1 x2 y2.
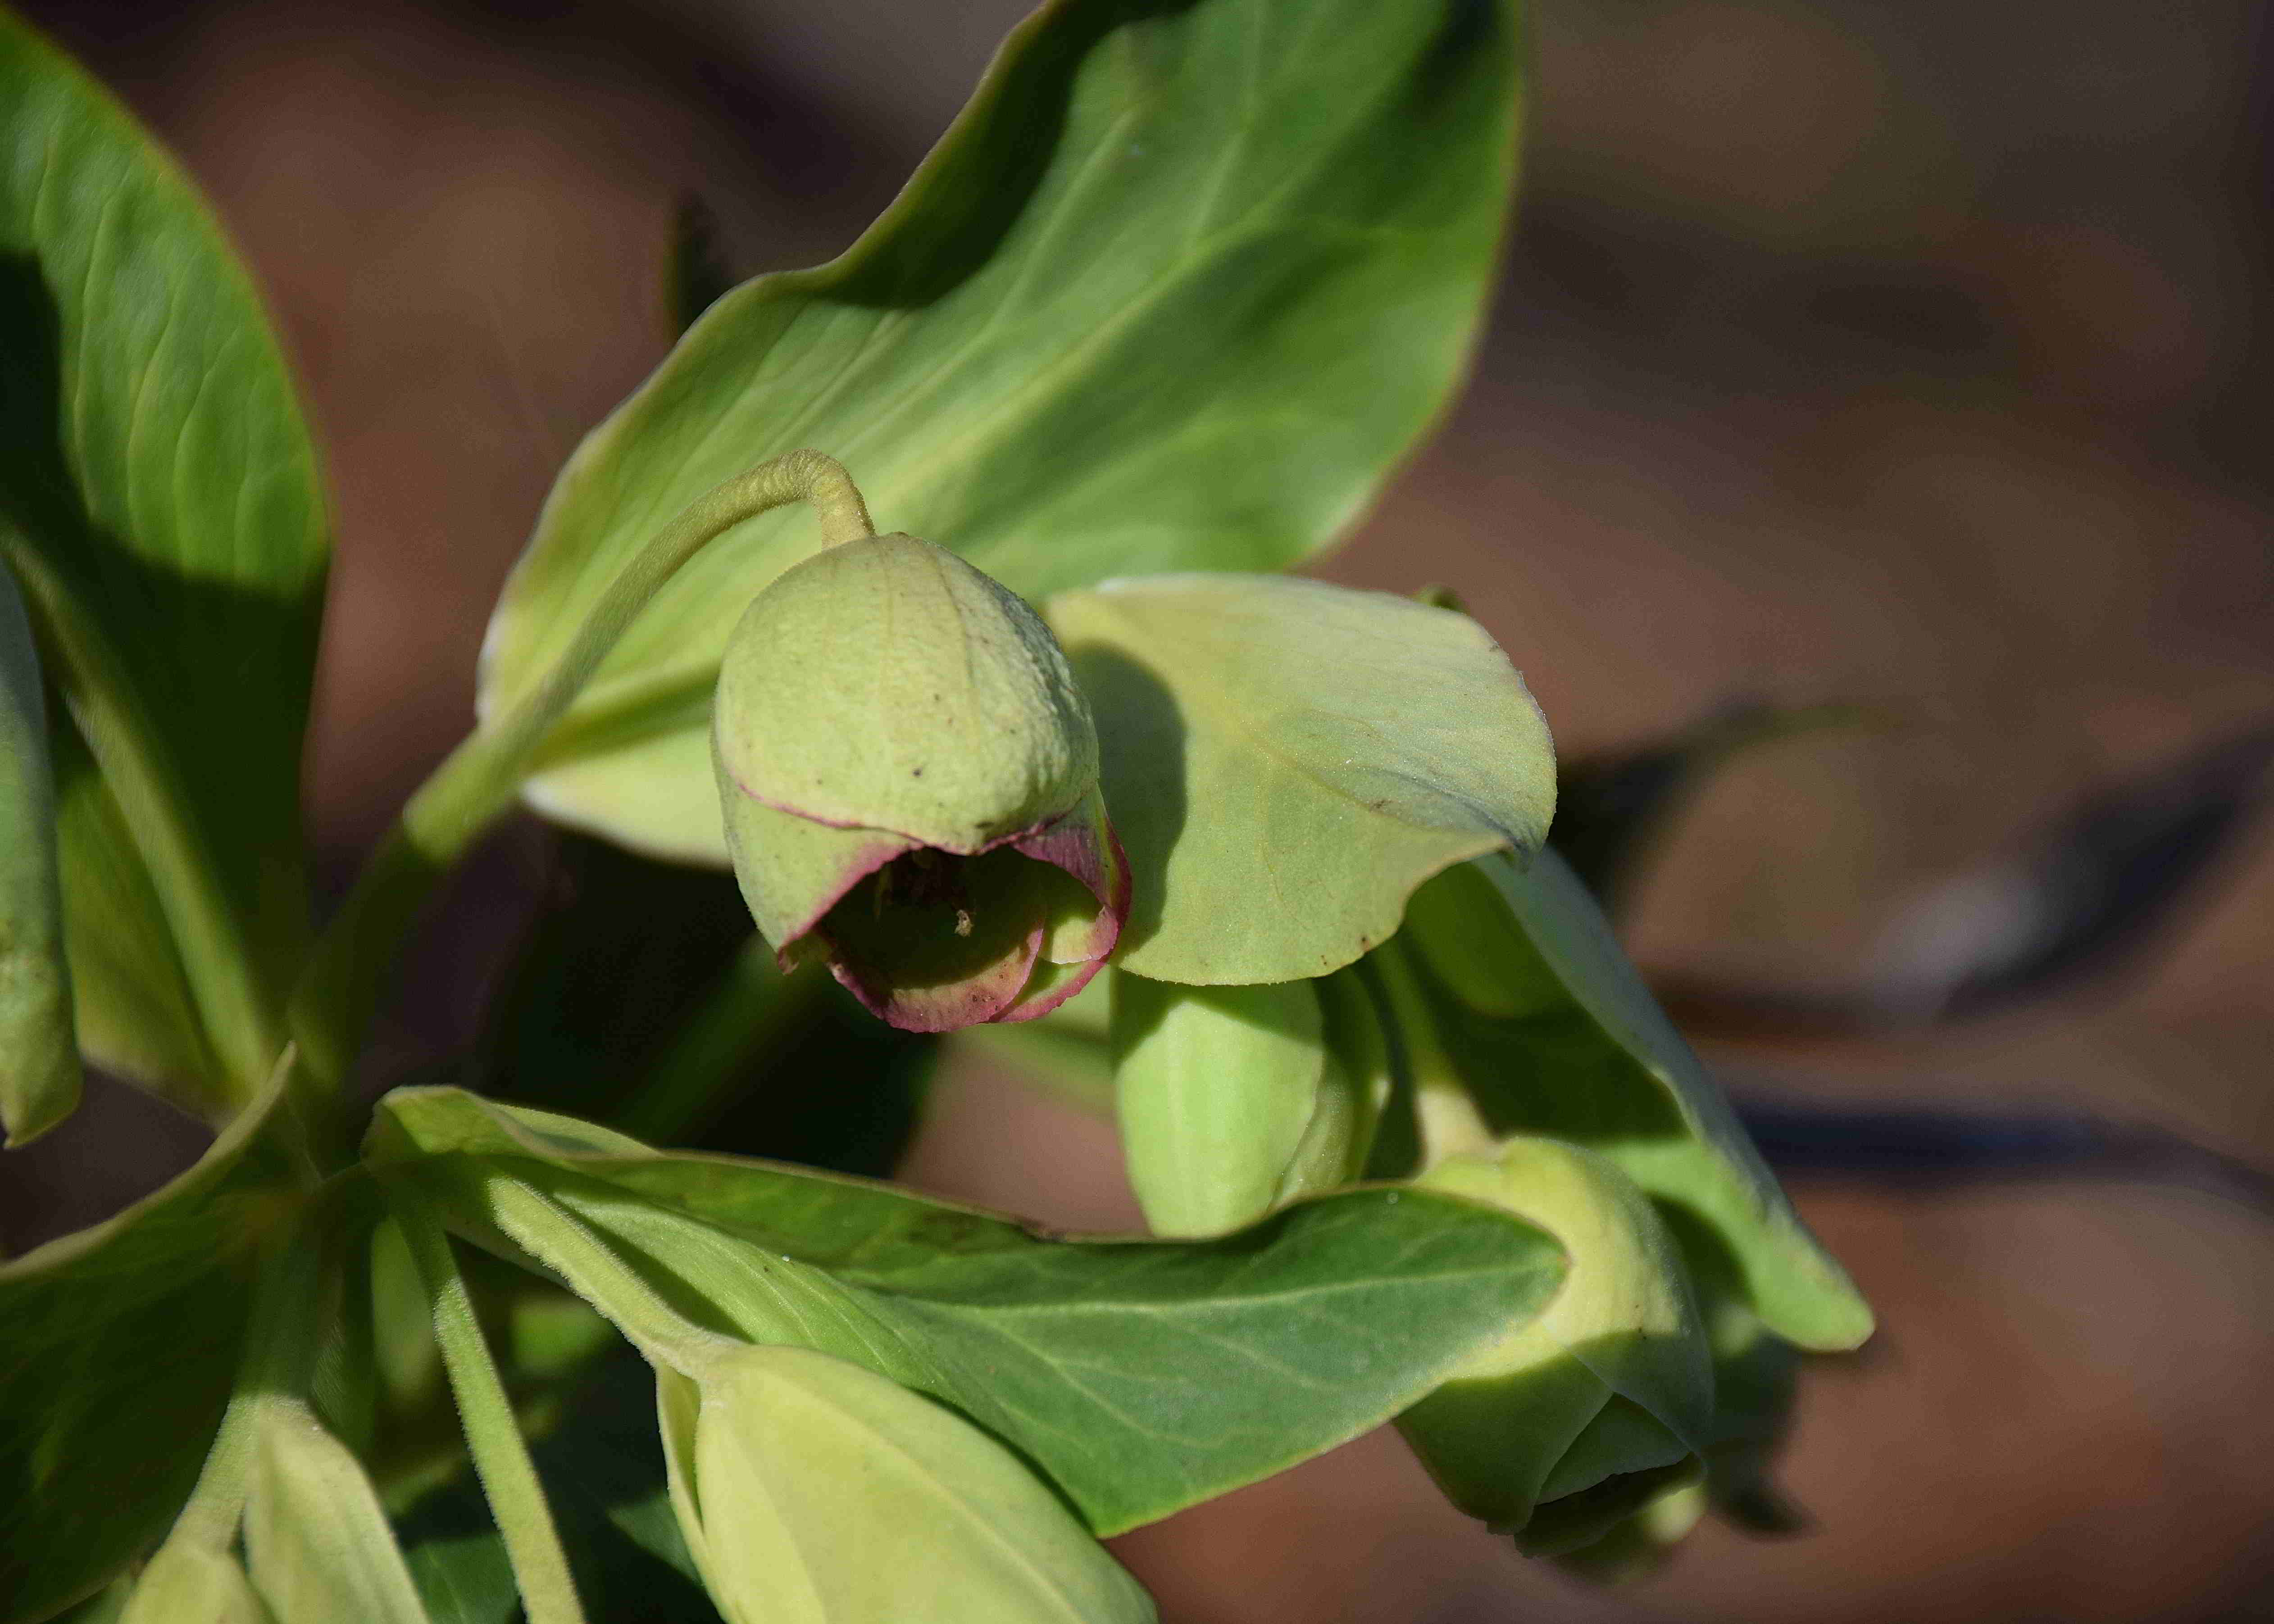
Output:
659 1346 1155 1624
1045 574 1557 984
477 0 1523 863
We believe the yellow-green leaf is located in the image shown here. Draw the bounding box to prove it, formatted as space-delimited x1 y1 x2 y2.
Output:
478 0 1523 862
1047 575 1555 984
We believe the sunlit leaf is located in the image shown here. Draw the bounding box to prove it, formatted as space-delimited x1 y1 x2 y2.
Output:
479 0 1523 862
1046 574 1555 984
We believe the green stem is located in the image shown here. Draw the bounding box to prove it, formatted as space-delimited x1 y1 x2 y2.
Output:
475 1174 731 1376
398 1199 588 1624
291 450 875 1095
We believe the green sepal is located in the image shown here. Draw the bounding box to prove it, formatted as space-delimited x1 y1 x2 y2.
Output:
1111 976 1328 1238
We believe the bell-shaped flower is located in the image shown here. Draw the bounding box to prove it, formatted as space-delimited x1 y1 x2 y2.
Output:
713 533 1128 1032
658 1342 1154 1624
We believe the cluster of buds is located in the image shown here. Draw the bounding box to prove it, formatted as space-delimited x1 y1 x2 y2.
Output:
703 502 1865 1580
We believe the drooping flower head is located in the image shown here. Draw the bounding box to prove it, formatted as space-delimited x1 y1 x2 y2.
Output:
712 532 1128 1031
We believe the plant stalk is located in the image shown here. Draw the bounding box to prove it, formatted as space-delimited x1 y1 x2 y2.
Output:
398 1198 589 1624
291 450 874 1098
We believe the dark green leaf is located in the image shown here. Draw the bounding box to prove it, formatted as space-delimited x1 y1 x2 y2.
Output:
0 559 78 1145
0 1063 304 1623
479 0 1524 862
0 11 328 1100
371 1085 1565 1536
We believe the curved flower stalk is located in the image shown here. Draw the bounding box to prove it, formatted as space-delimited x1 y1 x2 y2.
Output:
714 532 1128 1032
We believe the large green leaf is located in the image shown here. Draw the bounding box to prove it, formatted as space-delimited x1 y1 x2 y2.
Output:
479 0 1524 863
0 1063 305 1623
0 559 78 1146
370 1086 1564 1537
0 11 328 1098
1045 574 1555 984
1396 850 1873 1351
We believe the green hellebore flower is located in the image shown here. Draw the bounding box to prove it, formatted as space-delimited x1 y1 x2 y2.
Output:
658 1343 1155 1624
713 533 1129 1032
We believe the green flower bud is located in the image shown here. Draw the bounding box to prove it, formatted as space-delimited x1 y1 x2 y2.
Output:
1394 1138 1711 1540
1110 969 1383 1237
243 1398 432 1624
657 1343 1155 1624
120 1542 273 1624
713 534 1128 1032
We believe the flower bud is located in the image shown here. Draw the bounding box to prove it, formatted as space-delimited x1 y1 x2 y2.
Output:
658 1344 1155 1624
120 1542 273 1624
1394 1138 1710 1539
713 534 1128 1032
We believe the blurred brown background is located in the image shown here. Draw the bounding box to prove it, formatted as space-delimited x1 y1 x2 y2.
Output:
13 0 2274 1619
